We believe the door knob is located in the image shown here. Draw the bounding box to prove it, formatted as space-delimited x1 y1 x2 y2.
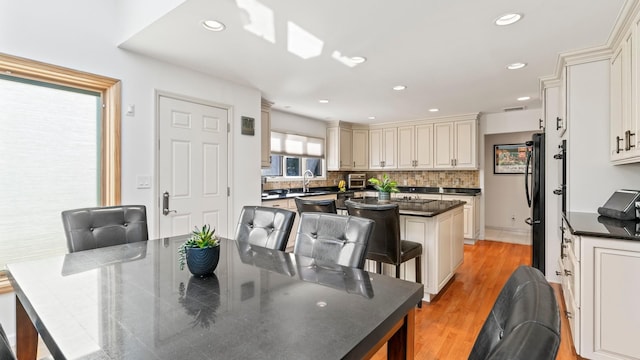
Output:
162 191 177 216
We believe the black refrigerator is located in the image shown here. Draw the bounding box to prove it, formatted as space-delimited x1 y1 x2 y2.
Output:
525 133 545 274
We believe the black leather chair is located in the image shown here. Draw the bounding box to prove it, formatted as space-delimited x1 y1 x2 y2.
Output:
345 200 423 282
234 206 296 251
61 205 149 253
468 265 561 360
0 323 16 360
294 197 337 214
294 212 375 269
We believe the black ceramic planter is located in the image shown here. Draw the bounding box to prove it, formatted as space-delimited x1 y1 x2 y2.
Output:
186 245 220 277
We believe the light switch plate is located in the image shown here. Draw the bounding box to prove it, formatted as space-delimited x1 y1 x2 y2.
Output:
137 175 151 189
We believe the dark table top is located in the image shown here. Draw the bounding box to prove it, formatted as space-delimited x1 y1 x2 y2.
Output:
8 236 423 360
564 211 640 241
337 197 465 217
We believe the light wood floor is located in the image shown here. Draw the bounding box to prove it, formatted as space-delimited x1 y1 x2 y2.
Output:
371 240 581 360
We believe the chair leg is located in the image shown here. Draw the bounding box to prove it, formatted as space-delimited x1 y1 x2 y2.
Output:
416 256 422 308
395 265 400 278
376 261 382 274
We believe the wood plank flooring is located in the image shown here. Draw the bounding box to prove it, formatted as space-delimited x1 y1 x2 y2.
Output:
371 240 581 360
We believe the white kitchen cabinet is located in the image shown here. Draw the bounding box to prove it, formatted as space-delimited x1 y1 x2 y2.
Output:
369 127 397 169
433 119 477 169
261 99 272 168
580 235 640 359
558 218 581 352
398 205 464 302
326 126 353 170
610 27 640 164
442 194 479 242
352 129 369 170
398 124 433 169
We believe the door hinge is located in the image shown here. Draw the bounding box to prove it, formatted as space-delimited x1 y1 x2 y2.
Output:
227 187 231 196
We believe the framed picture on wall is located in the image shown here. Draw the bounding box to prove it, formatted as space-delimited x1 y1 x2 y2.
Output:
494 143 530 174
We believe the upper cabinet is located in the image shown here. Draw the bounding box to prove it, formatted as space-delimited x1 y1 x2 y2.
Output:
610 26 640 164
398 124 434 170
352 129 369 170
369 127 397 169
433 119 478 169
261 99 272 168
326 125 353 171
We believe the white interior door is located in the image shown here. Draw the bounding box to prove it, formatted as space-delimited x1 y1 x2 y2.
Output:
158 95 229 238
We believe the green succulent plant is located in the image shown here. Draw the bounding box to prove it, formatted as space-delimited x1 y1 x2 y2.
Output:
368 173 400 193
178 224 219 270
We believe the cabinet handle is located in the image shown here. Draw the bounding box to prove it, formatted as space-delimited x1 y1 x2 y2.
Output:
556 271 563 276
561 254 567 259
539 118 544 130
553 188 563 195
616 136 623 154
564 238 572 244
565 311 573 319
564 269 573 276
626 130 636 151
556 117 562 130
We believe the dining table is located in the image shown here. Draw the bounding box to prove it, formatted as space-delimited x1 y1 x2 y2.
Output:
7 235 423 359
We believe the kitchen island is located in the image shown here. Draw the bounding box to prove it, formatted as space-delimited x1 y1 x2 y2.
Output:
338 197 465 302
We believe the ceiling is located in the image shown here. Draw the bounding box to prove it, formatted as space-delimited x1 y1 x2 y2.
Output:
120 0 627 125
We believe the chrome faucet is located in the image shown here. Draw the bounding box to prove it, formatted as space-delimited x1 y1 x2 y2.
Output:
303 169 314 192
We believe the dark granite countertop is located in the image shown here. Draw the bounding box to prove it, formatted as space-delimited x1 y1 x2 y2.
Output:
337 197 465 217
564 211 640 241
261 186 481 201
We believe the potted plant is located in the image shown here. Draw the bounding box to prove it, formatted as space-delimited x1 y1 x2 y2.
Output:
368 173 399 202
178 224 220 277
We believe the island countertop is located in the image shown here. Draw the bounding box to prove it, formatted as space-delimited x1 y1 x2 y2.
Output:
337 197 465 217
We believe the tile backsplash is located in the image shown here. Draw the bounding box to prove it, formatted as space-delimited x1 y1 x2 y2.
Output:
264 170 479 190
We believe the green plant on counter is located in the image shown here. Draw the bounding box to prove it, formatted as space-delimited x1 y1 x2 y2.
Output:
178 224 219 270
368 173 400 193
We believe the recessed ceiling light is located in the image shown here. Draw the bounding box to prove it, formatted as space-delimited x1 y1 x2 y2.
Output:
495 13 522 26
429 108 439 112
318 99 329 103
202 20 226 32
393 85 407 91
517 96 531 101
368 116 376 120
507 62 527 70
351 56 367 64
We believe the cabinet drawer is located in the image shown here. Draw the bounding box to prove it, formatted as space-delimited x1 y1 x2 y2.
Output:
561 250 580 307
564 285 581 353
262 199 289 208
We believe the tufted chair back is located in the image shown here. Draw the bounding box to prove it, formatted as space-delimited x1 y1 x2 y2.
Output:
234 206 296 251
293 212 375 269
0 323 16 360
294 197 337 214
468 265 561 360
61 205 148 253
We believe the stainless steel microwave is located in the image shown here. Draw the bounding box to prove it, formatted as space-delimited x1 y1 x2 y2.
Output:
348 174 367 189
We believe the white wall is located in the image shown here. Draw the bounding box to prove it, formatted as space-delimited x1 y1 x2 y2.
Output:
270 109 327 138
566 60 640 212
0 0 263 343
484 131 537 231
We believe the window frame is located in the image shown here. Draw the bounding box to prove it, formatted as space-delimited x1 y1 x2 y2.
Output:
0 53 121 294
263 155 326 180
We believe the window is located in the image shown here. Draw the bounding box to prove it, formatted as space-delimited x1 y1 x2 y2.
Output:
0 53 121 293
261 131 326 179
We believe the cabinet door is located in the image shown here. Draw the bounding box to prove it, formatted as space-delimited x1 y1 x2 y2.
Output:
415 124 434 169
382 127 397 169
397 125 416 169
451 207 465 270
261 109 271 168
436 212 453 289
454 119 477 168
339 127 353 170
326 127 340 170
369 128 383 169
352 129 368 169
434 122 454 169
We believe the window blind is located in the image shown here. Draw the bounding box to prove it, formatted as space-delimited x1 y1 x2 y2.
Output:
270 131 324 158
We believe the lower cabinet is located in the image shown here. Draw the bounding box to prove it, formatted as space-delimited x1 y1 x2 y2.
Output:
558 220 640 359
365 206 464 302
